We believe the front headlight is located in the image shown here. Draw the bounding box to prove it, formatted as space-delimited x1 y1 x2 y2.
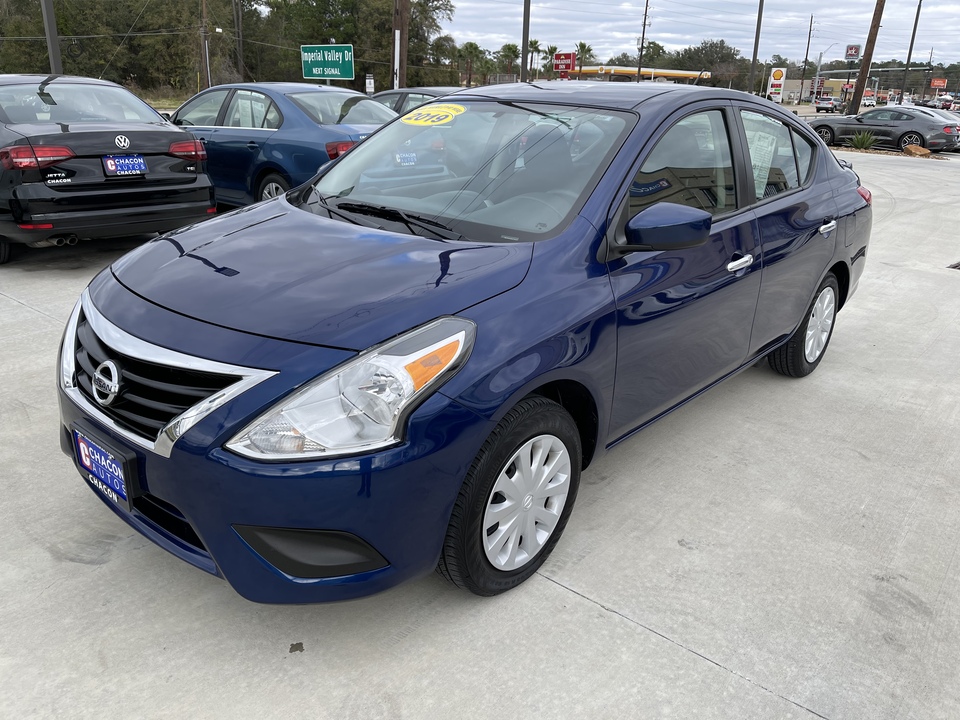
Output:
226 316 476 460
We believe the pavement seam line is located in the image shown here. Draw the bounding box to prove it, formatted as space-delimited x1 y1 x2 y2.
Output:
0 289 61 322
538 572 832 720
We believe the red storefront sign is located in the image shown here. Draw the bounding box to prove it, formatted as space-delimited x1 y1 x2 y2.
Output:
553 52 576 72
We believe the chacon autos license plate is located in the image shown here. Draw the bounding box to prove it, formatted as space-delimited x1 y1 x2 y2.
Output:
73 426 135 510
102 154 147 176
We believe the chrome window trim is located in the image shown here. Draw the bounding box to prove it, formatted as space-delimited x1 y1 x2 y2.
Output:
61 290 277 458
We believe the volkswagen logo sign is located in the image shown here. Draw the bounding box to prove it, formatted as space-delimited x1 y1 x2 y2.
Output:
92 360 121 407
115 135 131 150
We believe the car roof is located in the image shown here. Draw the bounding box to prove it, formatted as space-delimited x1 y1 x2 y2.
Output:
450 81 757 111
210 82 364 95
0 74 122 88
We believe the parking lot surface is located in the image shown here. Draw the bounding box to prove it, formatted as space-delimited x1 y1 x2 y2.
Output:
2 152 959 719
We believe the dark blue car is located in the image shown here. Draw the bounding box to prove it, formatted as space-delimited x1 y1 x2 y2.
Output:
58 82 872 603
170 82 396 206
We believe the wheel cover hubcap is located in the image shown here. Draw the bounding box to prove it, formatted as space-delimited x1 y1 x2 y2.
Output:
482 434 571 571
902 134 921 147
805 286 836 363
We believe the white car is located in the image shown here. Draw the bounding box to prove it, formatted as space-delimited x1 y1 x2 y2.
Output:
861 97 876 107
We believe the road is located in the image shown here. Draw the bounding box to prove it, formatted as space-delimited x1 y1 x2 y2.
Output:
1 151 959 719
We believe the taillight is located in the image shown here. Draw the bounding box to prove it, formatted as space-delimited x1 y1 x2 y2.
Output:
325 140 356 159
944 126 956 134
0 144 75 170
857 186 872 205
168 139 207 161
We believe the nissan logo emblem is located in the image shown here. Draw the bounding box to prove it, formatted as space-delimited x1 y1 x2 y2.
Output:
115 135 131 150
92 360 121 407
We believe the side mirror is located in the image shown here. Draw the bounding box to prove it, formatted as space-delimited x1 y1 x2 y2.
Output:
621 202 712 251
160 112 172 121
855 115 864 122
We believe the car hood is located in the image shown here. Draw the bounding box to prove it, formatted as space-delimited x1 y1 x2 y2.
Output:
111 198 533 351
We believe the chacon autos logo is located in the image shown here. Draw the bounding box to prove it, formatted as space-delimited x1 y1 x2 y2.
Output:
92 360 121 406
114 135 131 150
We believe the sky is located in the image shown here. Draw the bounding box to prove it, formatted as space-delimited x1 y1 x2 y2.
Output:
441 0 960 69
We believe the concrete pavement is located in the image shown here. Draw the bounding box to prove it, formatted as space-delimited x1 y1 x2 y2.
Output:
1 152 959 719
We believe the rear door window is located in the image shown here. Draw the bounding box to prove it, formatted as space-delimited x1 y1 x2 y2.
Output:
740 110 800 200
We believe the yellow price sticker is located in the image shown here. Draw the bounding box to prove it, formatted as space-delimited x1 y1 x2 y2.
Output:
400 103 466 126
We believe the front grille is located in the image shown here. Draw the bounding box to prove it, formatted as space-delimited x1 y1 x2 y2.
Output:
74 310 237 441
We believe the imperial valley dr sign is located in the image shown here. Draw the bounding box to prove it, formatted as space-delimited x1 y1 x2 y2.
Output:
301 44 355 80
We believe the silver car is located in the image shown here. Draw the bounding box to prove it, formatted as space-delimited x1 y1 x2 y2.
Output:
810 106 960 152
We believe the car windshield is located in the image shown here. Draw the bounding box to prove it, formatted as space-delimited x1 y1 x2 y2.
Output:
288 92 397 125
305 100 633 243
0 83 160 124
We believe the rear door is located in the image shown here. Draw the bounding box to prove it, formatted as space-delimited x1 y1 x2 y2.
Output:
607 104 762 441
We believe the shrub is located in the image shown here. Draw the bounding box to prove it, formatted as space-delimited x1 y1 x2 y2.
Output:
849 130 878 150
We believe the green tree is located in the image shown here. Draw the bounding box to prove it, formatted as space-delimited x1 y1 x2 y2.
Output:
528 38 541 77
498 43 520 76
459 41 484 86
575 41 594 76
542 44 558 78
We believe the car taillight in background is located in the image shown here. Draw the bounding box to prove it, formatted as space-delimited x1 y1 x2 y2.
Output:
325 140 356 159
168 140 207 162
857 186 872 205
0 145 76 170
943 126 956 134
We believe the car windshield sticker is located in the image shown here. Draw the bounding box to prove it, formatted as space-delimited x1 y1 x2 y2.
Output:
401 103 466 126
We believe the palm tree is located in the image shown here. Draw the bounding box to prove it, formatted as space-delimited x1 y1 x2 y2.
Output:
576 41 593 77
528 39 541 77
498 43 521 77
543 44 558 79
459 42 483 87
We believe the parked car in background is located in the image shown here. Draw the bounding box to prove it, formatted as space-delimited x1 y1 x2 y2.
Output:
170 82 396 206
810 105 959 152
815 96 840 112
0 75 214 264
59 82 871 603
861 97 876 107
371 86 462 115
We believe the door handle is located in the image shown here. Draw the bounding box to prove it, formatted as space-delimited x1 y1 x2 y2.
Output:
197 137 206 143
247 141 259 150
726 254 753 273
819 220 838 235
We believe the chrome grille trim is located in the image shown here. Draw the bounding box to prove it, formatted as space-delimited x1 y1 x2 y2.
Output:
61 289 277 458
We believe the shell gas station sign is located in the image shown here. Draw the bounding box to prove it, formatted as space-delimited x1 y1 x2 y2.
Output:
767 68 786 103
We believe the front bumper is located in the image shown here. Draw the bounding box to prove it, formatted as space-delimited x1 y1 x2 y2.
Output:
57 277 493 603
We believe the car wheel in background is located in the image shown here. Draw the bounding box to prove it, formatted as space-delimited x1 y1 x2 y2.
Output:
768 273 839 378
815 127 834 145
899 132 925 150
257 173 290 202
0 241 10 265
437 396 581 596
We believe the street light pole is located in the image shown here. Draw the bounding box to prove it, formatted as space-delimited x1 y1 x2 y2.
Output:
746 0 765 94
811 43 837 103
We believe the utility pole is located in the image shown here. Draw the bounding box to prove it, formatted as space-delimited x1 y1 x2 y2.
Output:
898 0 922 104
636 0 651 83
746 0 765 94
39 0 63 74
799 15 813 101
200 0 211 90
233 0 244 80
849 0 884 113
520 0 531 82
391 0 410 89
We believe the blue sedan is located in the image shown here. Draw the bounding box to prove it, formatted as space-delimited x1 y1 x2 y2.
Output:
170 82 396 206
58 82 871 603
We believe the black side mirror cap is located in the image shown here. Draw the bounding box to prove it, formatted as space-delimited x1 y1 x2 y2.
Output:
619 202 712 252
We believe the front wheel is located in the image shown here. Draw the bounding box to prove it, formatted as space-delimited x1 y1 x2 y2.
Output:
815 126 834 145
899 132 925 150
437 396 581 596
257 173 290 202
768 273 839 378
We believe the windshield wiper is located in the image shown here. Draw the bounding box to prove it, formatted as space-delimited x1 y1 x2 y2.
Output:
302 191 382 228
335 201 463 241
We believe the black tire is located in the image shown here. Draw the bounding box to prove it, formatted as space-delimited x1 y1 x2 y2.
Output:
815 126 834 145
0 241 11 265
898 132 925 150
437 396 582 596
768 273 840 378
257 173 290 202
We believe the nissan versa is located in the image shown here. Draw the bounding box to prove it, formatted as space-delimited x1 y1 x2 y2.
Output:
58 83 872 603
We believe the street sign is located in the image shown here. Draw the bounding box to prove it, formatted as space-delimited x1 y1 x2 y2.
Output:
931 78 948 89
553 52 576 72
301 44 355 80
365 73 375 94
844 44 861 61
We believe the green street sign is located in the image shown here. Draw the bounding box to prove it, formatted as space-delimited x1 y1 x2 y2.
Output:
301 44 355 81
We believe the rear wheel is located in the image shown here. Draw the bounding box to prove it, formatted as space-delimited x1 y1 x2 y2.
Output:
768 273 839 378
815 126 834 145
438 396 581 596
257 173 290 202
899 132 924 150
0 241 11 265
